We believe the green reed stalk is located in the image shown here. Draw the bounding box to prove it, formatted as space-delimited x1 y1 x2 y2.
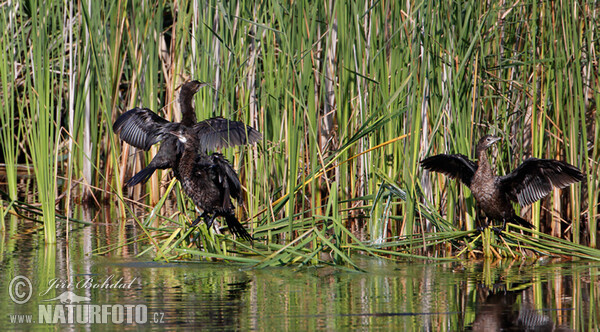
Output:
582 10 599 247
0 6 19 222
21 0 65 243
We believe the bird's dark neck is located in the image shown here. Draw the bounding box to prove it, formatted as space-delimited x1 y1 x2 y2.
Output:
178 139 197 171
179 93 197 126
476 149 494 177
181 139 198 155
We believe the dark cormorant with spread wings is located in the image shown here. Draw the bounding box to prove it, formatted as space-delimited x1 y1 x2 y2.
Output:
421 135 584 229
113 80 261 187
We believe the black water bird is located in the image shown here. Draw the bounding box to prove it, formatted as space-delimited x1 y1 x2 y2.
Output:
170 127 252 242
420 135 585 230
113 80 261 187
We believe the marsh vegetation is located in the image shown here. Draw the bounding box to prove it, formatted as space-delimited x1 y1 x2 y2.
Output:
1 1 599 265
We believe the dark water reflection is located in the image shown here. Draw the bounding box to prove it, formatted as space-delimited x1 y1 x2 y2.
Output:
0 212 598 331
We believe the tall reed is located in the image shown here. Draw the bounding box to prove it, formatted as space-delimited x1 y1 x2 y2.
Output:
3 0 598 258
0 5 20 225
18 0 67 243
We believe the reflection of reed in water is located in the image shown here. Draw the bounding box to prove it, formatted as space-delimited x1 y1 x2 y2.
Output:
469 284 573 332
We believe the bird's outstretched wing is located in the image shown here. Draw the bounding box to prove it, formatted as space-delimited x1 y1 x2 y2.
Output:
192 117 262 151
498 158 584 207
113 108 178 150
420 154 478 187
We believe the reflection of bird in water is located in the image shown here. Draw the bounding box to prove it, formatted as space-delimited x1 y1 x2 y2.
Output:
169 127 252 242
469 284 573 332
113 80 261 187
184 273 252 329
421 135 584 230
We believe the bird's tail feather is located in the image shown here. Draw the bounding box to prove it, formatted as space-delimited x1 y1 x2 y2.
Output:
124 167 156 187
224 214 253 243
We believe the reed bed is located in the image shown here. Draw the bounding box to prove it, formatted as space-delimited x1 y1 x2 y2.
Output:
1 1 599 265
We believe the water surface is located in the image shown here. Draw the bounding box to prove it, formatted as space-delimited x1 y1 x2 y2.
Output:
1 214 597 331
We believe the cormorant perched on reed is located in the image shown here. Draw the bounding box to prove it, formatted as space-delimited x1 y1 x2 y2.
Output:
170 127 252 242
113 80 261 187
420 135 585 230
113 80 257 241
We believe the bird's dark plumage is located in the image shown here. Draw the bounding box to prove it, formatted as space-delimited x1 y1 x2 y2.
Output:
122 136 182 187
417 154 477 187
498 158 585 207
172 128 252 242
113 108 260 152
112 80 262 187
113 80 255 241
112 107 174 150
421 135 585 229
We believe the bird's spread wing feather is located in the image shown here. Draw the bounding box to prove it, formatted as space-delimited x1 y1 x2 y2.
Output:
113 108 177 150
192 118 262 151
498 158 584 206
420 154 478 187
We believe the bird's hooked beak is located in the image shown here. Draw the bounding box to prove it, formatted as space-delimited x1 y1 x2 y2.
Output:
474 135 503 157
199 81 211 90
190 81 211 93
489 136 502 146
177 80 213 93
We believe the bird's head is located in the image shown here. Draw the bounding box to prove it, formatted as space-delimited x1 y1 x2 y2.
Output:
475 135 501 154
178 80 210 105
180 80 209 94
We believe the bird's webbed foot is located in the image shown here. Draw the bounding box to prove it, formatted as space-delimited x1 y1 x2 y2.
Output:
488 219 510 235
204 214 217 228
491 226 505 235
191 216 202 227
189 213 217 243
191 211 209 227
476 223 504 235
